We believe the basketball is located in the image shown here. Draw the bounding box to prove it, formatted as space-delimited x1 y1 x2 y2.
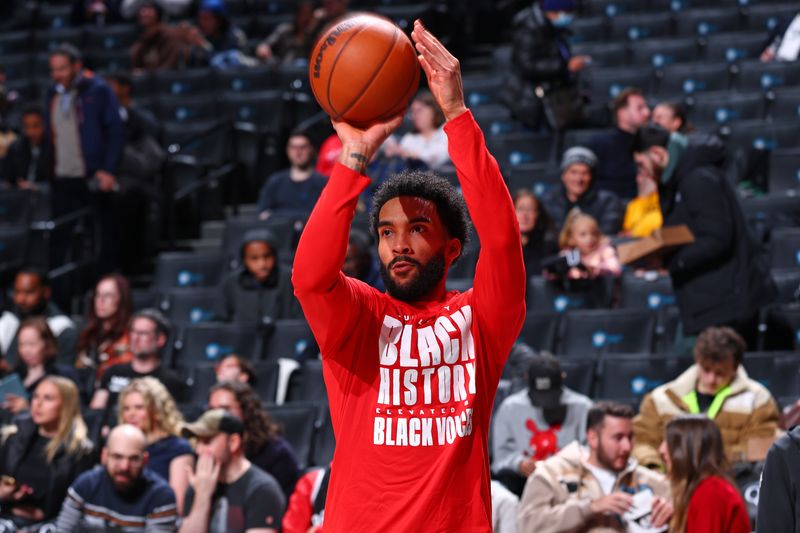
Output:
309 13 421 127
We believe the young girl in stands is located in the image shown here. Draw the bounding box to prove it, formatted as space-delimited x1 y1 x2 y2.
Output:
3 317 81 414
559 208 621 278
660 415 750 533
208 381 300 498
118 377 193 514
76 274 133 379
0 377 94 528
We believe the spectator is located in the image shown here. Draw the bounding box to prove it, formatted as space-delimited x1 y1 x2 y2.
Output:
56 424 178 531
282 465 329 533
384 90 450 171
0 377 94 529
179 409 286 533
1 106 53 189
660 415 750 533
208 381 300 498
590 88 651 199
214 354 255 384
76 274 134 379
491 481 519 533
256 0 317 65
633 124 776 345
106 73 161 173
315 133 342 177
514 189 558 276
541 147 623 235
3 317 81 414
70 0 123 26
651 101 692 134
342 229 385 291
518 402 671 533
90 308 184 411
46 43 124 273
221 229 302 324
0 268 77 364
634 326 780 470
502 0 589 130
183 0 249 68
558 209 621 279
760 11 800 62
622 155 661 238
257 133 326 220
756 423 800 531
492 353 593 496
131 2 190 72
118 377 193 514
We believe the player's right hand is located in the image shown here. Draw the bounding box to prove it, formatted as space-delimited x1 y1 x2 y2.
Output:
333 114 404 173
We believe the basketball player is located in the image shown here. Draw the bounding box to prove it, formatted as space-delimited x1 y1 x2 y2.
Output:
292 20 526 531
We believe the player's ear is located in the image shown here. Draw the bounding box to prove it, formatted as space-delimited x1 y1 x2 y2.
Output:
446 237 461 264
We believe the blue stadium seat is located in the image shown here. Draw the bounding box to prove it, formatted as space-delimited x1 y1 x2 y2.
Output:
618 273 676 310
517 312 561 352
505 164 561 198
770 228 800 269
187 361 279 403
735 60 800 92
609 12 673 41
743 351 800 399
704 31 766 64
219 90 284 134
763 304 800 351
741 193 800 243
286 359 326 405
656 62 731 96
85 24 139 50
156 95 220 123
32 28 84 52
0 32 30 56
159 287 223 325
0 226 29 277
654 306 682 354
629 36 699 68
557 309 658 356
153 252 227 289
0 190 34 226
583 66 655 104
674 7 742 36
596 354 693 407
0 54 32 81
742 3 799 33
569 16 608 44
527 276 614 313
215 66 277 93
173 323 263 368
688 91 765 126
463 74 506 108
560 358 597 397
768 149 800 193
769 88 800 124
87 49 132 73
488 133 556 169
154 69 215 97
264 319 318 361
267 402 318 469
771 268 800 304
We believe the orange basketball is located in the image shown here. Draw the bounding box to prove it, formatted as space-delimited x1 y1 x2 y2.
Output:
309 13 421 127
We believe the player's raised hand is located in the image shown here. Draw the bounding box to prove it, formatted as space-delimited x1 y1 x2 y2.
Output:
411 20 467 121
334 113 404 173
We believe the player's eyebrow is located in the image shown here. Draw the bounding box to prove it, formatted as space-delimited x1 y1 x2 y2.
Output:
409 216 432 224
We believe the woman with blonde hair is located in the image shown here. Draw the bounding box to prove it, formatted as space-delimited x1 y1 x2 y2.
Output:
659 415 750 533
118 377 194 514
0 376 94 528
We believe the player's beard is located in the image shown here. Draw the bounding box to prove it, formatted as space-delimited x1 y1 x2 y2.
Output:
380 253 446 302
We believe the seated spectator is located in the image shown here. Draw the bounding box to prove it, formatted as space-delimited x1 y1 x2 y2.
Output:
634 326 780 470
90 309 184 411
1 106 53 189
514 189 558 276
589 88 651 199
76 274 134 379
3 318 81 414
0 377 94 529
215 354 255 384
518 402 672 533
256 0 316 65
56 424 178 531
221 229 302 324
622 158 661 238
208 381 300 498
342 229 385 291
661 415 750 533
179 409 286 533
184 0 250 68
384 90 450 171
761 10 800 62
558 210 621 279
493 353 593 496
0 268 77 365
502 0 590 131
118 377 193 514
541 147 623 235
130 2 190 72
491 480 519 533
257 133 326 220
651 101 693 135
282 464 329 533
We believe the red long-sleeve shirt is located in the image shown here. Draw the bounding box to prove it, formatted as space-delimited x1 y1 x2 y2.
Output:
686 476 751 533
292 110 525 532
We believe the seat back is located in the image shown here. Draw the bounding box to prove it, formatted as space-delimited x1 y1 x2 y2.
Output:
557 309 657 356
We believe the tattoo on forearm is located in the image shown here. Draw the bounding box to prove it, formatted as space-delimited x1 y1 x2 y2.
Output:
351 152 368 173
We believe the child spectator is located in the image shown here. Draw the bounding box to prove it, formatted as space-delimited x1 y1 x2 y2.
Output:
3 317 81 414
0 377 94 528
76 274 133 379
221 229 302 324
1 106 53 189
558 209 621 279
514 189 558 277
118 377 193 515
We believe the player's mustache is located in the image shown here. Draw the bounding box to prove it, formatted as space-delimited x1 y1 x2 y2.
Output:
389 256 421 269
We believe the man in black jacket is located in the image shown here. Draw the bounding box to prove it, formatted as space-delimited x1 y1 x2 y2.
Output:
541 146 623 235
633 125 776 347
757 426 800 532
502 0 590 130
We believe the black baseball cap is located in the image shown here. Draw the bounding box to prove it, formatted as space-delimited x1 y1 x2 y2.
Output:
528 354 564 409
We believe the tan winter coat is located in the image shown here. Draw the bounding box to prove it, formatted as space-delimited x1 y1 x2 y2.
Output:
633 364 780 469
517 441 670 533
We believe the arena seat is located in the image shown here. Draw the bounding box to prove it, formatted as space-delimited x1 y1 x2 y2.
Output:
769 88 800 123
629 36 699 68
85 24 139 51
264 319 318 362
704 31 766 64
560 358 597 397
595 354 693 408
654 306 682 355
618 273 676 310
154 68 215 97
688 91 765 127
517 312 561 353
488 132 557 169
156 95 220 123
311 405 336 467
742 3 799 33
768 149 800 193
527 276 613 314
557 309 657 356
221 216 298 269
771 268 800 303
267 402 318 469
762 303 800 351
214 66 277 93
219 90 284 134
173 323 263 368
608 12 673 42
769 228 800 269
153 251 227 289
569 16 608 44
285 359 327 405
0 190 34 226
583 66 655 104
735 60 800 92
187 361 279 403
158 287 223 325
505 163 560 198
674 7 742 37
32 27 84 52
0 31 30 56
742 351 800 399
656 62 731 97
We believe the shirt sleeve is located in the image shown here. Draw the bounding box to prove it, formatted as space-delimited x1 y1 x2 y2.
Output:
145 486 179 533
492 402 526 473
245 479 286 530
444 111 526 370
292 162 377 356
55 486 85 532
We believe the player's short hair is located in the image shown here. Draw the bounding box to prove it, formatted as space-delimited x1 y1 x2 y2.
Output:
369 169 471 256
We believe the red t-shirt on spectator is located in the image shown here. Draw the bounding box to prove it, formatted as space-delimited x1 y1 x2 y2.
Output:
686 475 751 533
292 110 526 532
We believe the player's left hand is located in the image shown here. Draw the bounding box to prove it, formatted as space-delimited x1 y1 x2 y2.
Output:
411 20 467 122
